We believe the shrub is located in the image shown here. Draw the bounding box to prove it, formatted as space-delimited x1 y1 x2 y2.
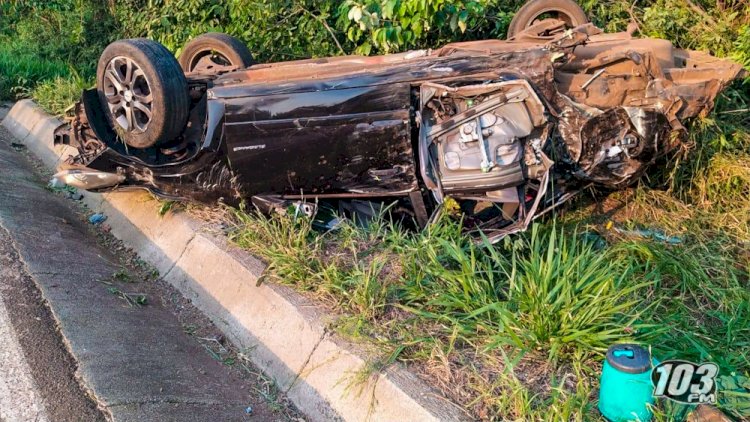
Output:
31 73 92 115
113 0 345 62
0 41 71 100
338 0 519 54
0 0 114 98
6 0 117 75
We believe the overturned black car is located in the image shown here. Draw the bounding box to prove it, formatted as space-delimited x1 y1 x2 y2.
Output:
54 5 744 242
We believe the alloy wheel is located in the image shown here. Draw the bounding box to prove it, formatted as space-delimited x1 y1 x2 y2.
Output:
102 56 153 133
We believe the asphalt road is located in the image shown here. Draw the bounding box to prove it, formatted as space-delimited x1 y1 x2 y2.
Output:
0 276 52 422
0 112 300 421
0 224 106 422
0 101 104 421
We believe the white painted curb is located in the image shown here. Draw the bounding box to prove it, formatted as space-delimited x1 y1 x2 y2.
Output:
2 100 468 422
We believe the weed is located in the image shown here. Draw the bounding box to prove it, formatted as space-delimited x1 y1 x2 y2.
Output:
236 349 299 418
227 198 750 419
397 224 652 364
182 324 198 335
107 287 147 307
112 268 132 283
31 72 92 116
0 43 71 100
157 200 177 216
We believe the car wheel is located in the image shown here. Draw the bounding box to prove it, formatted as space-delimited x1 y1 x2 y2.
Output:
507 0 589 38
96 38 190 149
178 33 255 73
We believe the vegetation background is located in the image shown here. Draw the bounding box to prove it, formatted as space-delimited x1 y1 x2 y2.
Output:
1 0 749 420
1 0 748 105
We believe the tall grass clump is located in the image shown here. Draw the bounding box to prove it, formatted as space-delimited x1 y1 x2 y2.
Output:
229 204 408 327
0 44 71 100
31 72 93 115
228 206 661 418
230 205 322 292
398 224 651 364
228 199 749 419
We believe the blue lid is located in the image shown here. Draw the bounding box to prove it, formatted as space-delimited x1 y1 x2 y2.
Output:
606 344 651 374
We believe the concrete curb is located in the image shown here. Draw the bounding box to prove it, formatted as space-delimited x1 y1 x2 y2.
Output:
2 100 468 422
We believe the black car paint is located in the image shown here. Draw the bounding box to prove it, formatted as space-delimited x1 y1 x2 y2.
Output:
67 47 555 204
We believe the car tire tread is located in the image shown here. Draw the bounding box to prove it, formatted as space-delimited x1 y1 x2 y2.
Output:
507 0 589 38
178 32 254 73
96 39 190 149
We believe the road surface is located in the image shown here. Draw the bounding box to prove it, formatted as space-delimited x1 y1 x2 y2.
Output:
0 111 300 421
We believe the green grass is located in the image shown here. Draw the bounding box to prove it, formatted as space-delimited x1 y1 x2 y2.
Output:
31 73 92 116
395 224 651 362
0 44 71 101
228 147 750 420
0 39 89 115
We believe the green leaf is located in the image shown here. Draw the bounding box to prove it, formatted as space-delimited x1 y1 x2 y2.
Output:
382 0 397 18
358 41 372 55
411 20 423 37
348 5 362 22
458 10 468 33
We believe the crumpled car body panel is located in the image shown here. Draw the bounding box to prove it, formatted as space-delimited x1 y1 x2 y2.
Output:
55 21 745 240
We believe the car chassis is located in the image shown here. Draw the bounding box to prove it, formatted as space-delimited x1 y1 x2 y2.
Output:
54 21 745 242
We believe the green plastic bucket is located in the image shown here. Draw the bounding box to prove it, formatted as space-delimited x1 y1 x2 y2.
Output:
598 344 654 421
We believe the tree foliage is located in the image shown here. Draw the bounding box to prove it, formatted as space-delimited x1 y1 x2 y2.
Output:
0 0 748 101
2 0 749 65
0 0 117 75
112 0 344 62
338 0 517 54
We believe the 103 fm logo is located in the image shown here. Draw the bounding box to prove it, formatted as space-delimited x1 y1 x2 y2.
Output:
651 360 719 404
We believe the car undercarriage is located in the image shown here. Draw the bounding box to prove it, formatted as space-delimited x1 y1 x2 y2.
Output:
53 19 745 242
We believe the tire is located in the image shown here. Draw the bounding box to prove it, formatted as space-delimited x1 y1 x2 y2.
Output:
96 39 189 149
507 0 589 38
178 32 255 73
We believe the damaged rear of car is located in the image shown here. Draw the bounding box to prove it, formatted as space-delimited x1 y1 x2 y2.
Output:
53 16 744 242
